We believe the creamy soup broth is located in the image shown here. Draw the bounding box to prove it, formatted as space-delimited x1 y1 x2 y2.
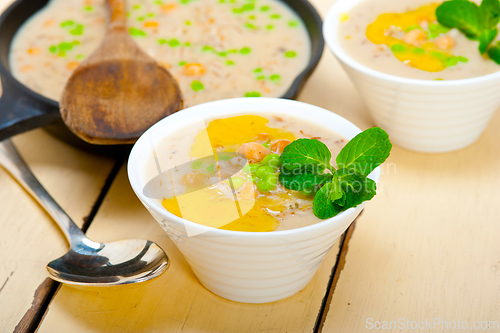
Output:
142 113 347 232
10 0 310 106
338 0 500 80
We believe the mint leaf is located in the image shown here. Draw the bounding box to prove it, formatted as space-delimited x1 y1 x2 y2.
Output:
436 1 483 39
488 41 500 63
335 169 377 209
335 127 391 177
280 139 332 172
313 183 342 219
277 128 392 220
279 168 332 191
436 0 500 54
328 176 344 202
481 0 500 18
479 28 499 54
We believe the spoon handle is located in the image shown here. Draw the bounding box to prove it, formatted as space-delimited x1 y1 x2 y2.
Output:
0 139 86 246
107 0 128 31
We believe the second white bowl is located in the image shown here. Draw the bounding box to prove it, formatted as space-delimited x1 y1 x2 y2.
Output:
323 0 500 153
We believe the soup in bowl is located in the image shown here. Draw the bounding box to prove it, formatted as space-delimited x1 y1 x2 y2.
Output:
128 98 383 303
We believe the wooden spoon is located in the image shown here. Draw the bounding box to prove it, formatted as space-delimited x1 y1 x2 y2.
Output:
60 0 183 145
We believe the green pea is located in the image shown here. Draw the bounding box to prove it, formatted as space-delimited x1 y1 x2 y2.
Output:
230 176 245 190
60 20 74 27
270 74 280 81
158 38 168 45
261 154 280 168
256 75 265 80
266 25 274 30
253 68 263 73
284 50 296 58
83 5 93 11
218 154 232 161
49 45 57 53
240 47 251 54
255 165 274 178
191 80 204 92
391 44 407 53
270 14 281 19
226 60 235 65
257 174 277 192
191 160 203 169
245 91 261 97
445 56 458 67
260 5 270 11
168 39 180 47
129 27 146 37
69 24 84 36
249 163 261 173
179 61 187 66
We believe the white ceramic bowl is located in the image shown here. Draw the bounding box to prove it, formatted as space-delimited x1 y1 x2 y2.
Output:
323 0 500 153
128 98 381 303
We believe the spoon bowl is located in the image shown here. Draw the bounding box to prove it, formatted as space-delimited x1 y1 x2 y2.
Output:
47 239 169 286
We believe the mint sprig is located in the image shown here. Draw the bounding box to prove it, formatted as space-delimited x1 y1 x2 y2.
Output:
436 0 500 59
279 128 392 220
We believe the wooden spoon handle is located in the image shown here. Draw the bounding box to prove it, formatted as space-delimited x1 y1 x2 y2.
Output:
107 0 127 31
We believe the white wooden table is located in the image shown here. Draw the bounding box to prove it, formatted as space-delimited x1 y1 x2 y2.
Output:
1 0 500 332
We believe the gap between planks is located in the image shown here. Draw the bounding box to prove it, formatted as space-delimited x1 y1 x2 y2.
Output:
313 217 359 333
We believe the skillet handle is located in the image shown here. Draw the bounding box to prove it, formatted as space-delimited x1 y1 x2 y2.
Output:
0 74 60 141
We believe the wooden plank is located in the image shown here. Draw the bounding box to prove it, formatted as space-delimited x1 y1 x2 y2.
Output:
36 165 343 333
0 129 116 332
322 111 500 332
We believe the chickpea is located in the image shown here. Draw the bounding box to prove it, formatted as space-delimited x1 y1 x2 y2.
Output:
403 29 427 47
270 139 291 154
181 171 208 189
237 142 269 163
183 63 206 76
434 35 455 50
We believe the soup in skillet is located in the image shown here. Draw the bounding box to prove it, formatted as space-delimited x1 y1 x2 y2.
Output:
10 0 310 106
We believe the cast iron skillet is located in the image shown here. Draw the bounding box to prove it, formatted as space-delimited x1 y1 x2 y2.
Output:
0 0 324 149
